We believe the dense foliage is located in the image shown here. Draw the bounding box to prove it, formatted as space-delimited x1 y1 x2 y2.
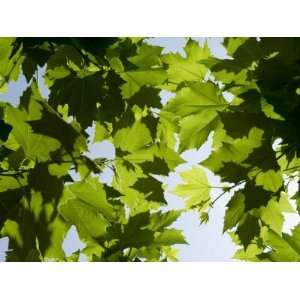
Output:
0 37 300 261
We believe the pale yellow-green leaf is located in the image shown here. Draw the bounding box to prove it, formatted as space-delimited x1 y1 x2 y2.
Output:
173 166 210 209
260 199 283 235
256 170 283 192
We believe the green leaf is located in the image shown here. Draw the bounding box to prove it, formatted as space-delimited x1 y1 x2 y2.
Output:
132 176 165 204
173 166 210 209
94 122 111 143
223 192 245 232
233 244 262 261
162 39 210 84
48 73 104 128
0 38 23 89
148 210 182 231
68 177 116 221
127 87 162 109
256 170 283 192
165 82 227 117
179 110 219 152
157 111 179 149
184 39 211 62
28 162 65 202
154 229 186 246
236 214 260 249
223 37 249 56
30 192 68 260
114 120 152 153
5 83 62 161
128 44 163 69
158 145 185 171
1 216 40 262
264 228 300 262
27 101 86 155
140 156 170 176
202 127 264 172
117 212 155 249
163 53 207 84
120 69 167 99
279 193 294 213
242 181 274 211
199 211 209 224
59 187 110 242
260 199 283 235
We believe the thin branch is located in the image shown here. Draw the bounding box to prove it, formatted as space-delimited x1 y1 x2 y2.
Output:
210 190 228 207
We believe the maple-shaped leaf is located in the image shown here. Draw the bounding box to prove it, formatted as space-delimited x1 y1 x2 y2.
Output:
120 69 167 99
218 162 249 183
203 127 264 172
184 39 211 62
140 156 170 176
173 166 210 210
59 186 110 243
255 170 283 192
148 210 182 231
260 199 284 235
132 176 165 204
223 38 249 56
48 73 104 129
162 39 210 84
28 162 65 202
128 44 163 69
27 101 86 155
127 86 162 109
165 82 228 117
110 212 155 251
0 38 23 90
236 214 260 249
179 110 220 152
113 120 152 153
233 245 263 262
30 192 68 260
243 181 274 211
93 121 111 143
5 82 62 161
68 177 116 221
263 226 300 262
154 229 186 246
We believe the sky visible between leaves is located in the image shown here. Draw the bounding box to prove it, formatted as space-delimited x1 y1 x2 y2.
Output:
0 38 299 262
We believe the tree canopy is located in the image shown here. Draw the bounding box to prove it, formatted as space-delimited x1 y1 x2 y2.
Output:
0 37 300 261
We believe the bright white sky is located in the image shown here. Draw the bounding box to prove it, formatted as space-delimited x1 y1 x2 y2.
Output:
0 38 299 262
